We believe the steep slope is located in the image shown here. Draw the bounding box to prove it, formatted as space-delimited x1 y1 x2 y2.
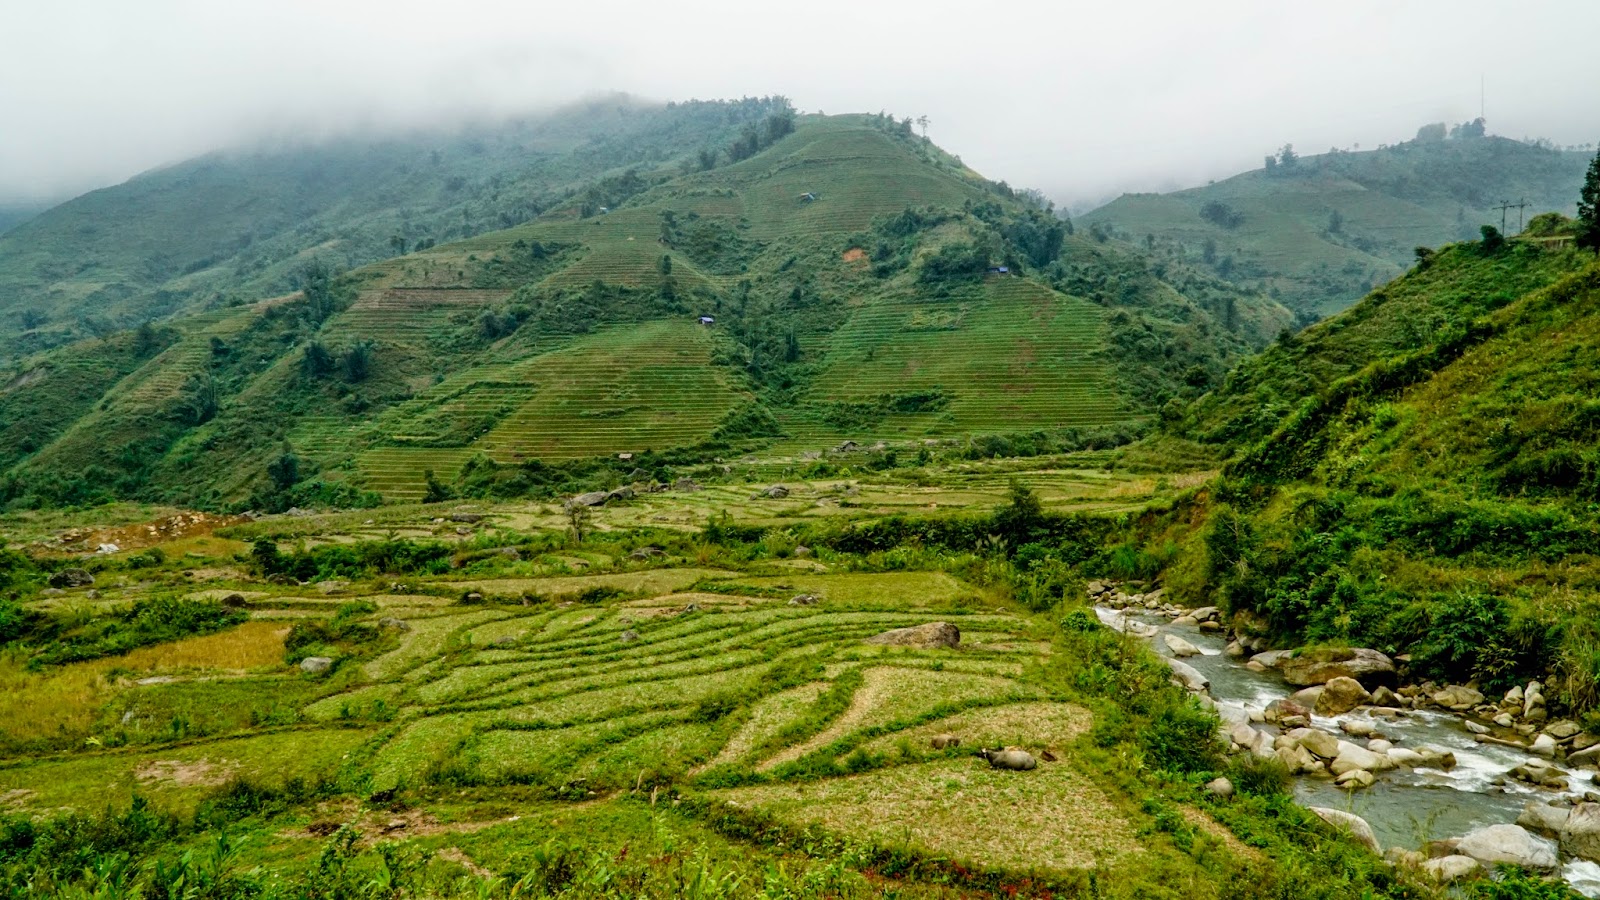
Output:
0 95 789 357
1082 133 1590 316
1140 234 1600 706
0 114 1288 506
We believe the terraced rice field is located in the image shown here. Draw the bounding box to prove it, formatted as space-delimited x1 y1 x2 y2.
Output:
790 277 1122 444
321 288 512 345
356 320 748 499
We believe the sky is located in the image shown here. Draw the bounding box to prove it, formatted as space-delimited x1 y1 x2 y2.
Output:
4 0 1599 211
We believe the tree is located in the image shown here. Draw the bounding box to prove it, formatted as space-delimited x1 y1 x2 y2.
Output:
567 502 592 545
1480 224 1506 254
302 341 335 378
176 373 219 425
1199 201 1244 230
423 469 452 504
1326 209 1344 234
298 260 338 326
134 321 162 356
267 444 300 493
1580 147 1600 255
1277 144 1298 168
341 340 375 381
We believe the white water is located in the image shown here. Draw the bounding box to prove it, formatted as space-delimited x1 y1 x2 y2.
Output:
1101 605 1600 896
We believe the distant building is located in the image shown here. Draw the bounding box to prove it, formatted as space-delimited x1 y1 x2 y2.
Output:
987 266 1010 275
698 315 716 325
799 192 817 202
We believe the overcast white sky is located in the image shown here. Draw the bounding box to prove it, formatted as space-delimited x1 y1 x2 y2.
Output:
4 0 1598 210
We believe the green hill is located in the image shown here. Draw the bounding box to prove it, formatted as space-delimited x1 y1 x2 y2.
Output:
1081 132 1591 317
1139 219 1600 703
0 94 790 358
0 113 1288 506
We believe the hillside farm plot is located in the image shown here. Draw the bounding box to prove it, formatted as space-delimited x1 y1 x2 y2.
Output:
713 757 1140 874
355 320 749 499
790 279 1125 446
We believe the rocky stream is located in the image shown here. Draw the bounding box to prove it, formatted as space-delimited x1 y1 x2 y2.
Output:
1091 581 1600 895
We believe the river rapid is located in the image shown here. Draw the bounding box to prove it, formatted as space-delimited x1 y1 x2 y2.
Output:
1096 604 1600 896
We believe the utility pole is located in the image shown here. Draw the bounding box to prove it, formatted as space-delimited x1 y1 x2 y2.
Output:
1493 200 1512 233
1513 198 1528 232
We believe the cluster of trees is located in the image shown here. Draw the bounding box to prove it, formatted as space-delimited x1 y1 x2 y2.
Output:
724 104 797 163
1199 201 1244 230
301 339 374 382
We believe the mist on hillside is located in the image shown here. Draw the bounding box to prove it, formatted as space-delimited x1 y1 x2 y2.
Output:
4 0 1599 209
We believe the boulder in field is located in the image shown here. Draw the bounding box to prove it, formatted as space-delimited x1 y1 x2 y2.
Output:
865 622 960 649
566 491 611 509
300 656 334 674
48 568 94 588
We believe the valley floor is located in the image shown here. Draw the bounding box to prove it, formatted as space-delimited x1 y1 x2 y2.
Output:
0 455 1465 897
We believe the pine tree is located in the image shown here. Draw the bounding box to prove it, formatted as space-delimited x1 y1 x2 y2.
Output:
1579 147 1600 255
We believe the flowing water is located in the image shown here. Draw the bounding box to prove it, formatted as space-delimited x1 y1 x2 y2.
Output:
1097 606 1600 894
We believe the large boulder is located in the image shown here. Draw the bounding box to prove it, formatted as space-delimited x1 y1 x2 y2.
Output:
1280 647 1397 688
1164 657 1209 693
1455 824 1558 872
1330 743 1382 776
48 568 94 588
865 622 960 649
1309 808 1380 853
1163 634 1201 658
565 491 611 509
1432 685 1485 711
1315 677 1371 716
1518 801 1572 838
1296 729 1341 761
1420 856 1480 883
299 656 334 674
1561 802 1600 861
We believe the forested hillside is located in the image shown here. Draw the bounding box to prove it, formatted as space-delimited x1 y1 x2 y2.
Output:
0 113 1288 508
1083 128 1591 317
0 95 790 357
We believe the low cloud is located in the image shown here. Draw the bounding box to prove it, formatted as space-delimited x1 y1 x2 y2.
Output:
3 0 1597 207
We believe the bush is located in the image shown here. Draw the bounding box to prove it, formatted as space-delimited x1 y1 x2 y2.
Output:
33 597 247 666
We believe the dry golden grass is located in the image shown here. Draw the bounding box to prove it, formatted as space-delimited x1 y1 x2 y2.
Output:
0 622 286 750
106 621 288 672
716 757 1141 872
0 652 111 748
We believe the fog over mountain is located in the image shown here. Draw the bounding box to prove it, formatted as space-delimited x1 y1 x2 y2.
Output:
5 0 1598 208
